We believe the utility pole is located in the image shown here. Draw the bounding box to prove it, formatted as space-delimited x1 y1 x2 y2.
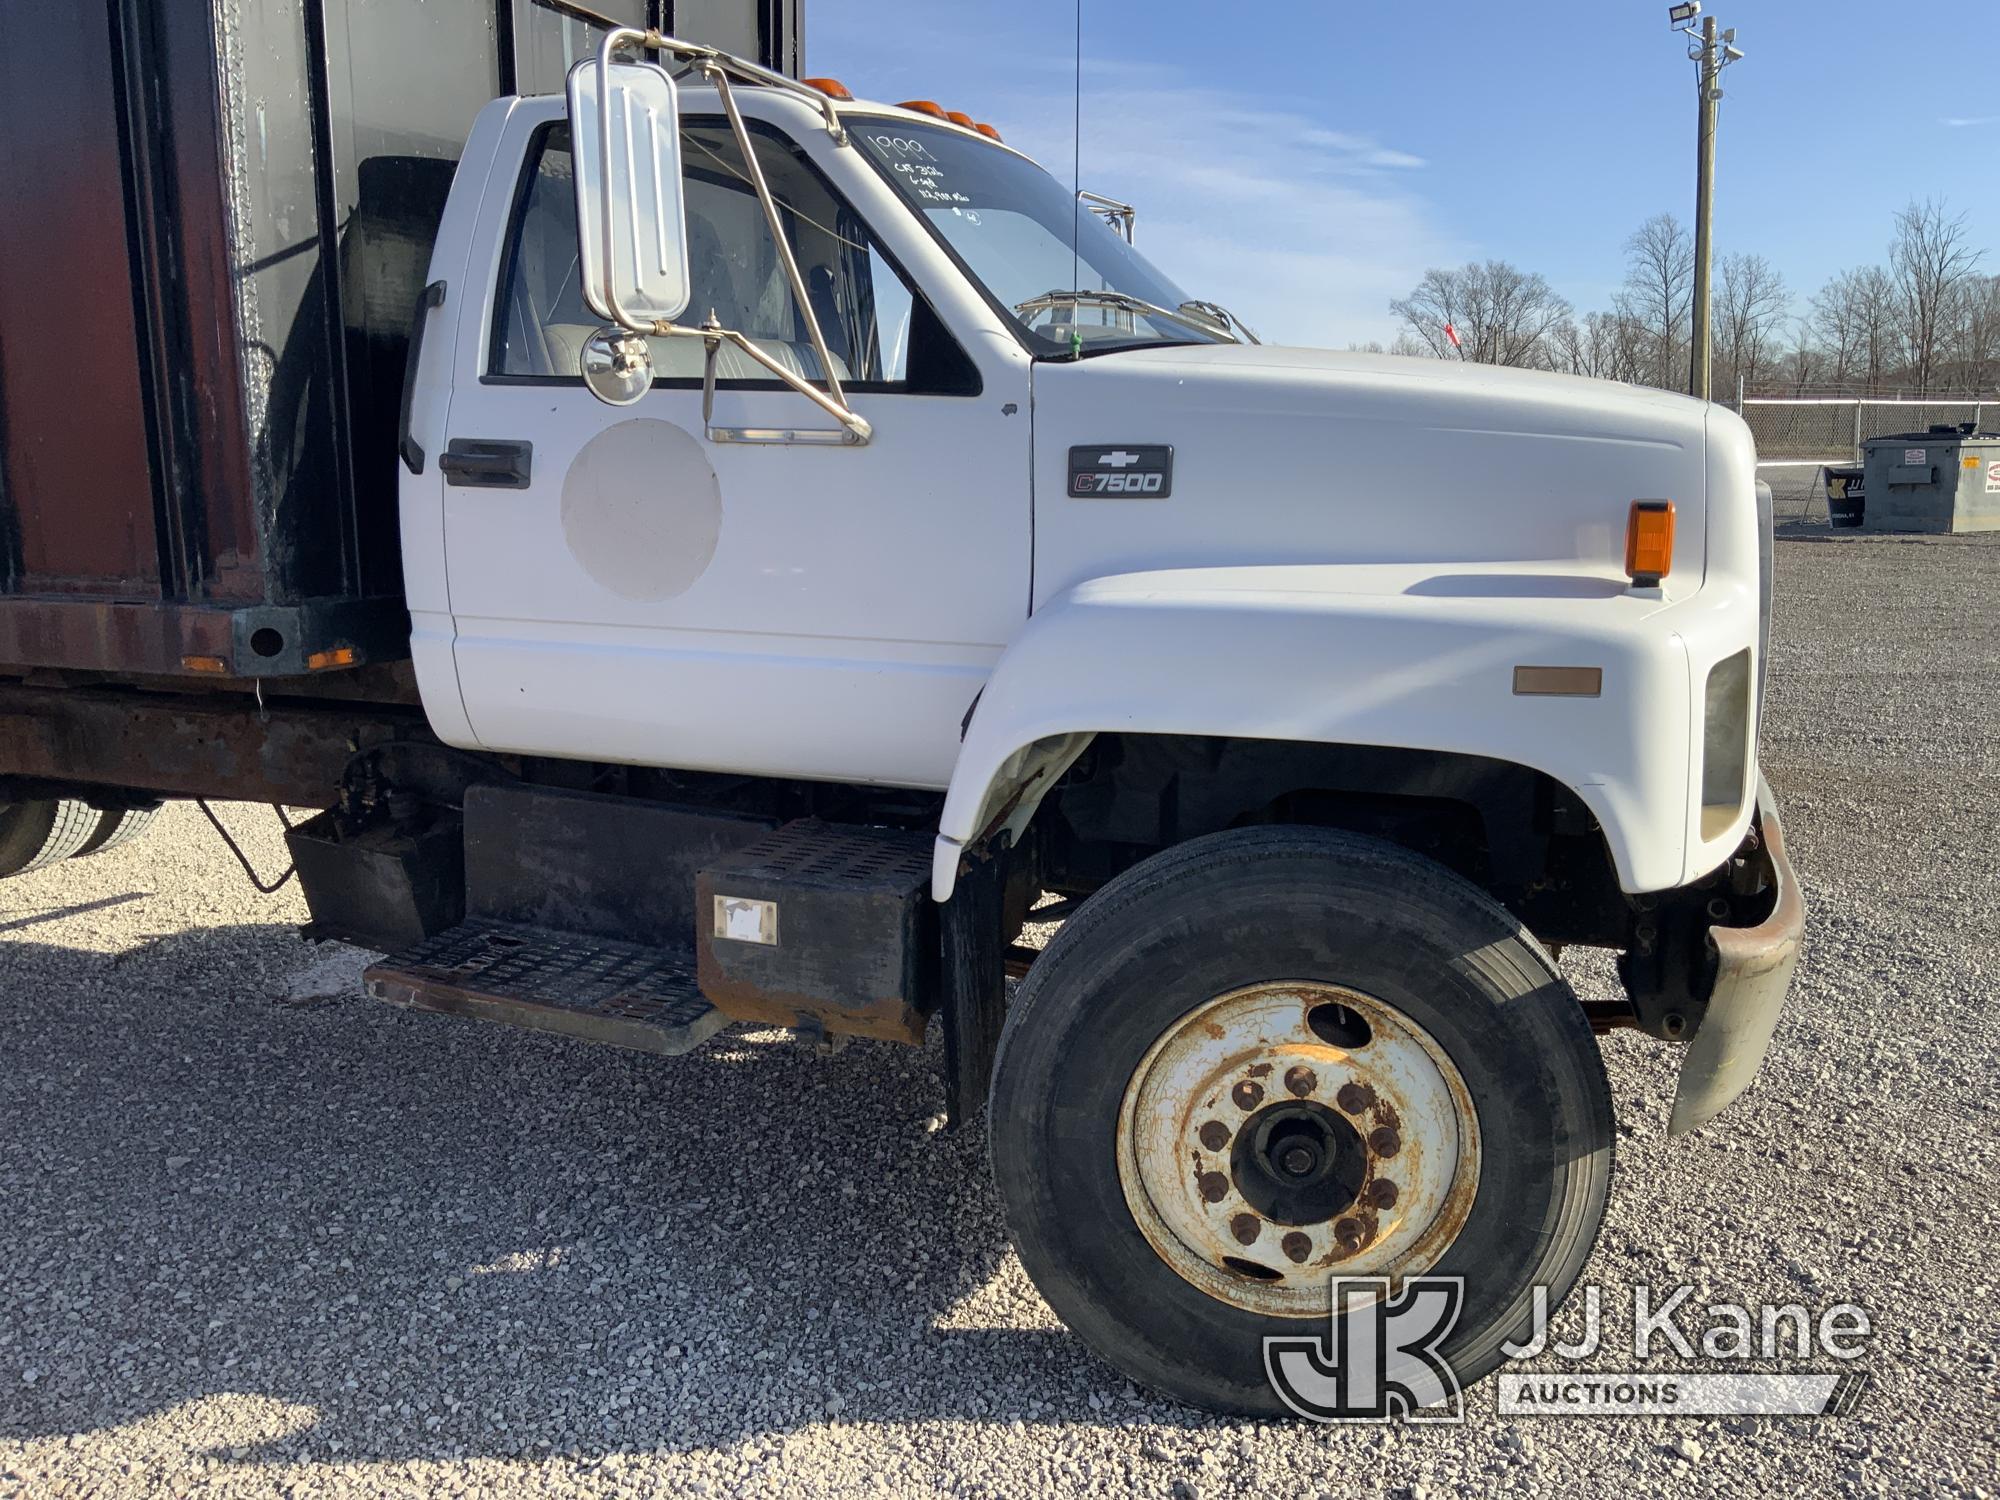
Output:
1669 4 1743 402
1689 14 1719 401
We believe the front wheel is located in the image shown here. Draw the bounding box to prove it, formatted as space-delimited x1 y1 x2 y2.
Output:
988 826 1613 1415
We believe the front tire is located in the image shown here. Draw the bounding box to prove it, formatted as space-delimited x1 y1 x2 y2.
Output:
988 826 1613 1415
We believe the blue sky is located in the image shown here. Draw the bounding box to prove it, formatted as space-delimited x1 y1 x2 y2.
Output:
811 0 2000 347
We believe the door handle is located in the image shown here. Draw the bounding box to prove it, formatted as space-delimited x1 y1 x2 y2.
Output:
440 438 532 489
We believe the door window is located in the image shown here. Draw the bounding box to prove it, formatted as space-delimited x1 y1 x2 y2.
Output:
489 120 975 394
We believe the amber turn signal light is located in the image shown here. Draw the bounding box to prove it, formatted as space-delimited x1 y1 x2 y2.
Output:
1625 500 1675 587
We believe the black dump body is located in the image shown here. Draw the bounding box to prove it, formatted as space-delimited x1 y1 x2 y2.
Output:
0 0 798 687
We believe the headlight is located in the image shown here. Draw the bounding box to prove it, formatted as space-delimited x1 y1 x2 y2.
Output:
1701 648 1753 840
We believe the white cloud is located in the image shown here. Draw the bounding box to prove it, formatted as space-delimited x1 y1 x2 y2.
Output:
1941 115 1998 128
980 70 1456 348
808 17 1456 348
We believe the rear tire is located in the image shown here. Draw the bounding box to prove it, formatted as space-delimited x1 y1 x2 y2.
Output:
73 804 160 858
988 826 1613 1415
0 799 100 879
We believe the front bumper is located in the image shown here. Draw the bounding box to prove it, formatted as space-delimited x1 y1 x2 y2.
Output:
1668 777 1806 1134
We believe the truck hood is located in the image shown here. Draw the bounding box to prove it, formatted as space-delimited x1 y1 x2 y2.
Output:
1029 344 1717 608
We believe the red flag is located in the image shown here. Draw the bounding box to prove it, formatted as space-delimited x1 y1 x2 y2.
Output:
1443 321 1462 349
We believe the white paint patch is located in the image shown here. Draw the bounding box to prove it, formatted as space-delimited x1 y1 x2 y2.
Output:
560 419 722 602
281 943 378 1004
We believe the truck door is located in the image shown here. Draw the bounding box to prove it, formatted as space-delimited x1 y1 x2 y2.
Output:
429 106 1027 790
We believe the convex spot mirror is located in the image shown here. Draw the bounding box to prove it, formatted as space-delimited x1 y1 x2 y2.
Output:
567 49 692 328
580 327 656 407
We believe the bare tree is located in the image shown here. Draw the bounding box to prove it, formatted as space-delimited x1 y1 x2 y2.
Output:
1713 253 1790 398
1780 318 1821 396
1389 261 1572 368
1852 267 1900 390
1890 198 1983 394
1551 309 1648 383
1549 316 1599 378
1944 273 2000 394
1615 214 1694 390
1347 333 1434 358
1808 265 1899 392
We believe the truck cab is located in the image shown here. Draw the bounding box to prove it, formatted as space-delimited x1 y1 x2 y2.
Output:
408 70 1769 902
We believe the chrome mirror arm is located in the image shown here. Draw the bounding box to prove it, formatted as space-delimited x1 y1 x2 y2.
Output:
586 29 871 443
1077 190 1136 244
701 63 852 417
632 29 847 143
682 319 871 445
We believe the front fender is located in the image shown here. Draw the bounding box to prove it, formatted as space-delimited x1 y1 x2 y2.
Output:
933 562 1716 902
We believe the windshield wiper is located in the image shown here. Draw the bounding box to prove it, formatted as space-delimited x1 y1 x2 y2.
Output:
1179 299 1261 345
1011 288 1239 345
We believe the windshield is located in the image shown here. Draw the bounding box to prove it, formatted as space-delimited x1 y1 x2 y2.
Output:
852 120 1226 357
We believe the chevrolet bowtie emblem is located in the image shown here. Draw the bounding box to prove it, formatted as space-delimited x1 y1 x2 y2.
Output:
1098 450 1141 467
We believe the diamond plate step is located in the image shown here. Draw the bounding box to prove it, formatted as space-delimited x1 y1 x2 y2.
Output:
363 919 729 1056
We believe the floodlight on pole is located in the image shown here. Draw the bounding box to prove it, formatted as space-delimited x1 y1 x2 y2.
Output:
1668 3 1700 25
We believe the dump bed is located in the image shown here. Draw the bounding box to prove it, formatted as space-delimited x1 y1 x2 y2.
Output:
0 0 798 685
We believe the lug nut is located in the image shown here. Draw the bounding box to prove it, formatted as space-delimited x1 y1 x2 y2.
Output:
1283 1065 1317 1097
1197 1171 1229 1204
1368 1126 1401 1157
1334 1216 1364 1251
1336 1081 1374 1113
1229 1213 1262 1246
1281 1231 1312 1264
1198 1120 1231 1152
1231 1080 1265 1111
1368 1178 1400 1209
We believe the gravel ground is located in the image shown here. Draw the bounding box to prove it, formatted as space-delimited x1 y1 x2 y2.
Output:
2 533 1997 1498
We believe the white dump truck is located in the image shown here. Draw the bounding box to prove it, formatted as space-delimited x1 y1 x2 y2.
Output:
0 14 1800 1415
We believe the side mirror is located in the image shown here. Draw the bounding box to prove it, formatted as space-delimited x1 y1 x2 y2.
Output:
567 47 691 329
579 327 655 407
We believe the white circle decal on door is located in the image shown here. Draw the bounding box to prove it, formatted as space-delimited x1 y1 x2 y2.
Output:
560 419 722 602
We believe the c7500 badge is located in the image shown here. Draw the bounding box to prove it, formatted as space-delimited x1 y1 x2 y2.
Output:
1068 444 1173 498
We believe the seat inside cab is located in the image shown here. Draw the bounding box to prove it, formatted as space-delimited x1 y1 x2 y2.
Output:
494 119 902 387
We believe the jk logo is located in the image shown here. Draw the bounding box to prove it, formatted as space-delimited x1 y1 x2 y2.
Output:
1264 1276 1466 1422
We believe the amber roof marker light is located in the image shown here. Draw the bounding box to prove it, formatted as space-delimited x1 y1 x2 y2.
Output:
800 77 853 100
1625 500 1676 588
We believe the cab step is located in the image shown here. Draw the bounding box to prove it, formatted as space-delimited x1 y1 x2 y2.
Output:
362 919 728 1056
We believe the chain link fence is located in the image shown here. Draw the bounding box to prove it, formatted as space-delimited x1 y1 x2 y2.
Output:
1742 397 1996 524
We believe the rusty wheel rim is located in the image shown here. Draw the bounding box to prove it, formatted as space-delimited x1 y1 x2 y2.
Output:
1115 981 1481 1319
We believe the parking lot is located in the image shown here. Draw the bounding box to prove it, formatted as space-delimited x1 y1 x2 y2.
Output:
1 532 1994 1499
